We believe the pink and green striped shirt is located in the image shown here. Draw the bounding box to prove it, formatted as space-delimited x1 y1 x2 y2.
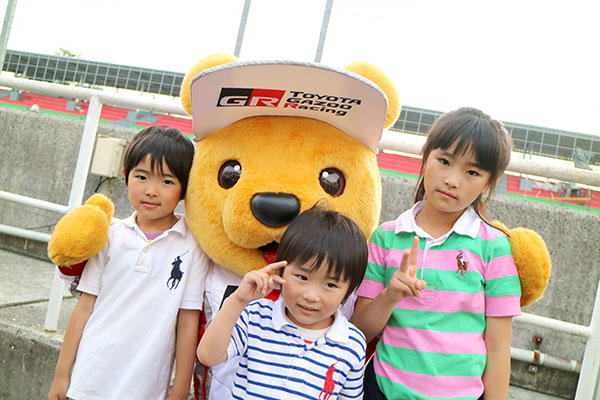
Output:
356 202 521 399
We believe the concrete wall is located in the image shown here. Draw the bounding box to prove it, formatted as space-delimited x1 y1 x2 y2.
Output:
0 108 142 260
1 107 599 398
0 322 61 400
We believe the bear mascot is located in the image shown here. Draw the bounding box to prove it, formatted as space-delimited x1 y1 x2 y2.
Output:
48 53 551 400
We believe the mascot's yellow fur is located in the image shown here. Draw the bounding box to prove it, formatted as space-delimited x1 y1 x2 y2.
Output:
48 53 550 398
185 115 384 275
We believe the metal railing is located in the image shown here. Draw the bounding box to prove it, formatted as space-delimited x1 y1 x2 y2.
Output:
4 48 600 167
392 105 600 167
0 74 184 332
0 75 599 399
380 134 600 188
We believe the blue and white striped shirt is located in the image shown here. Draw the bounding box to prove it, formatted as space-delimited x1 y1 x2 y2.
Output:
227 296 366 400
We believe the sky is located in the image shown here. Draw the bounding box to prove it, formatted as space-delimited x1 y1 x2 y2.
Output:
1 0 599 136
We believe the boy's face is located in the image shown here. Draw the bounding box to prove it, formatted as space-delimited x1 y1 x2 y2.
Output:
127 155 182 233
281 259 350 330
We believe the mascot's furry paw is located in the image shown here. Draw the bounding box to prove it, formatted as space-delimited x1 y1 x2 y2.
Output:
492 221 551 307
48 193 114 266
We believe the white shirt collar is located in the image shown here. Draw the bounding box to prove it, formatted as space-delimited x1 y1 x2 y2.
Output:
271 296 349 344
123 212 187 238
394 201 480 239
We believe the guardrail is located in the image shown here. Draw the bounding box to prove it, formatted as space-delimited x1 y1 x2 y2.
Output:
380 133 600 188
0 74 184 333
0 74 598 399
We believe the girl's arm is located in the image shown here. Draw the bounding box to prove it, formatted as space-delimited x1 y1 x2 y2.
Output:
47 292 97 400
196 261 286 366
352 237 425 341
352 294 398 342
168 309 201 400
482 316 513 400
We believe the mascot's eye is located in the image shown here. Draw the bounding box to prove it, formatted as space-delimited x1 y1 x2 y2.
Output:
218 160 242 189
319 168 345 197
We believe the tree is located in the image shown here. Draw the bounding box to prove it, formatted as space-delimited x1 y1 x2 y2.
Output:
55 48 81 58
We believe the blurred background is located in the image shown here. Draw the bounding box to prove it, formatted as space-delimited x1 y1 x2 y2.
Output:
2 0 599 135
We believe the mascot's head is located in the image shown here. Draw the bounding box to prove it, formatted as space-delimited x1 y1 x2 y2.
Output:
181 53 400 276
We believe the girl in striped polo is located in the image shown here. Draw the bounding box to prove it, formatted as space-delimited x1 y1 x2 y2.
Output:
353 107 520 400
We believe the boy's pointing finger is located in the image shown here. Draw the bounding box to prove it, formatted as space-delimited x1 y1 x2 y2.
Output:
271 275 286 286
262 260 288 273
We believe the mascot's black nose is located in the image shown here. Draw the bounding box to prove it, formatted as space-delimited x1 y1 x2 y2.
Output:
251 193 300 227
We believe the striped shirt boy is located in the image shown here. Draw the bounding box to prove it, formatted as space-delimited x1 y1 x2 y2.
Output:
227 295 366 400
356 202 521 399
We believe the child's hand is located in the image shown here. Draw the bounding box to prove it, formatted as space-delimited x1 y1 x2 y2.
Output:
234 261 287 305
47 375 69 400
385 236 427 303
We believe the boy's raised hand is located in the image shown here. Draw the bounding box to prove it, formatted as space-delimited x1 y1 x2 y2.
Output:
234 261 287 305
386 236 427 303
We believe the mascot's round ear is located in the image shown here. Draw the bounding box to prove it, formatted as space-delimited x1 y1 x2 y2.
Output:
492 221 552 307
180 53 239 115
344 61 401 129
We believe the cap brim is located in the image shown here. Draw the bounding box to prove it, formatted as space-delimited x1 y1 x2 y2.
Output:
189 60 388 152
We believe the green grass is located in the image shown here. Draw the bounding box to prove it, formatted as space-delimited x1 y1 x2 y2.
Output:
505 192 599 213
0 101 196 140
379 168 419 180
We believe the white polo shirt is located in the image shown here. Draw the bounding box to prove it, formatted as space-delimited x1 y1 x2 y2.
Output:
227 296 366 400
67 213 209 400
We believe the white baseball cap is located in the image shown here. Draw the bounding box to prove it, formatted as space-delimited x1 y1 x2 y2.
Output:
189 60 389 152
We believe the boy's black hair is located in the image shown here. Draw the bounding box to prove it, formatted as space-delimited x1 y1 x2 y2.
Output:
275 204 368 301
123 126 194 199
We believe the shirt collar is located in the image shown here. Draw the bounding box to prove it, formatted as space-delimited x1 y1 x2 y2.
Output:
271 296 290 330
123 212 187 237
271 297 349 344
395 201 480 239
324 308 349 344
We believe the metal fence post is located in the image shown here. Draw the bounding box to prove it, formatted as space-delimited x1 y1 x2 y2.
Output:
575 279 600 399
0 0 17 72
314 0 333 63
234 0 251 57
44 95 103 331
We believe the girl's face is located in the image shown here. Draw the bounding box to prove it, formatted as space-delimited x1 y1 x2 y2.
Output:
422 141 491 217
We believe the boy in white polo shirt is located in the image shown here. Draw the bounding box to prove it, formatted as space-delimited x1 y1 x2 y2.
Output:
197 205 368 400
48 126 209 400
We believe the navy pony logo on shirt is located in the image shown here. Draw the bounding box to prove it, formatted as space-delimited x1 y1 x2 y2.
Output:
167 251 188 290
